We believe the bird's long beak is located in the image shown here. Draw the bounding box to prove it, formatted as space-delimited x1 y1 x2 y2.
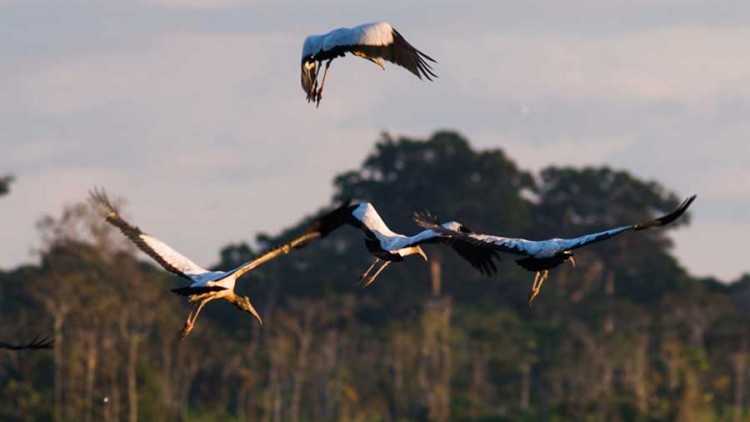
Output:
246 297 263 326
352 51 385 71
372 57 385 71
416 246 428 261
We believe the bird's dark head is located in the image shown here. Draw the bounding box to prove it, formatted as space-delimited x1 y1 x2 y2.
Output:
235 295 263 326
301 34 322 60
562 251 576 267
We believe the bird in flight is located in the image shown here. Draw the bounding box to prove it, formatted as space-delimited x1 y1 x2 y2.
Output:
326 202 497 287
90 188 350 339
414 195 696 304
0 334 54 350
301 21 437 107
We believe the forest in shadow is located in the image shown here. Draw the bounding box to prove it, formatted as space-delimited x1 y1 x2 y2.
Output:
1 131 748 422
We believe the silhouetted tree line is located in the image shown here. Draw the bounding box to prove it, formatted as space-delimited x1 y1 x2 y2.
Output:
1 132 746 421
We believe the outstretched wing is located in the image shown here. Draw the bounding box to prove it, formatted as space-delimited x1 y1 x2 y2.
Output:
559 194 697 251
414 195 697 258
410 211 499 276
301 22 436 105
413 211 535 256
349 202 399 239
230 200 354 280
441 236 499 276
633 195 696 230
349 22 437 80
315 22 437 80
0 334 54 350
304 199 353 238
89 188 210 280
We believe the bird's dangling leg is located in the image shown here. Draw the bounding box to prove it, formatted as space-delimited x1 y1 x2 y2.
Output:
316 60 332 107
527 270 550 305
528 272 541 305
361 260 392 288
180 297 213 340
568 256 576 267
358 258 380 284
537 270 549 291
180 304 199 339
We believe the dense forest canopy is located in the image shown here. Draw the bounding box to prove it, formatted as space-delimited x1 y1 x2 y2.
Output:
1 131 746 421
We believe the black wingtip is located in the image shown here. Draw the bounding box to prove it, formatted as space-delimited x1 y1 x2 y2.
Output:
656 194 696 225
635 194 697 230
88 186 118 218
420 51 438 64
412 209 439 229
0 334 55 350
28 335 55 350
391 28 438 81
478 252 499 276
412 209 500 277
308 199 353 238
88 186 106 207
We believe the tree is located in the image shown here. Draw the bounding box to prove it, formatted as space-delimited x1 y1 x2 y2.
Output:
0 174 14 197
0 130 734 421
25 196 190 421
333 130 536 300
533 166 692 306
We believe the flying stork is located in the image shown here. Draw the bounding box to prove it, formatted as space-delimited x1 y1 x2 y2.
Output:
0 334 54 350
90 188 350 339
327 202 498 287
301 21 437 106
414 195 696 304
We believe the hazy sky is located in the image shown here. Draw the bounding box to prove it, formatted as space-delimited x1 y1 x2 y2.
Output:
1 1 748 281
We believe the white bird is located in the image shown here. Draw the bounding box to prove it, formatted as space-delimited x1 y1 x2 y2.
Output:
301 21 437 106
414 195 696 304
327 202 497 287
90 188 350 339
0 334 54 350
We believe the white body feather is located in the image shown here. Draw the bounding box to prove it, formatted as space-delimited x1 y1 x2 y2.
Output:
300 21 436 105
302 22 394 59
134 233 245 289
89 189 296 294
351 202 441 253
467 226 633 258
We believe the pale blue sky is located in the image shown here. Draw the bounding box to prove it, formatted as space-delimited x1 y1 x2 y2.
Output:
1 0 748 281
